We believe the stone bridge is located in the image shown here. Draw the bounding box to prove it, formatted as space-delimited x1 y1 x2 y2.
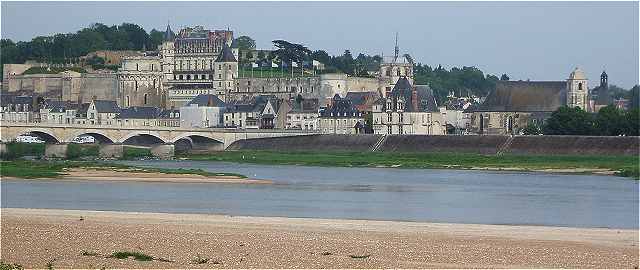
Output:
0 123 314 158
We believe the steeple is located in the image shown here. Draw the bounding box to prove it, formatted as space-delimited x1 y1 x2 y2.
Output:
394 32 399 62
164 21 175 41
600 70 608 89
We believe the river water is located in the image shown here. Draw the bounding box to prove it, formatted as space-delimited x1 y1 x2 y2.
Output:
2 160 638 229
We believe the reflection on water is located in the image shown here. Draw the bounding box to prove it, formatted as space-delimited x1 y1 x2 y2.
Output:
2 160 638 229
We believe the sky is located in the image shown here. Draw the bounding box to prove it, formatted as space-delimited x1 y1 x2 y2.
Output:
1 1 638 88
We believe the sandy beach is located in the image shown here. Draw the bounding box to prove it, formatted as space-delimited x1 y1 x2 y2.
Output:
1 208 637 269
1 168 271 184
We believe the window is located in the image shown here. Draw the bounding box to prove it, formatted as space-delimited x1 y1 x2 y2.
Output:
218 74 222 79
388 125 392 134
578 82 583 90
144 94 148 105
387 113 392 123
397 69 401 76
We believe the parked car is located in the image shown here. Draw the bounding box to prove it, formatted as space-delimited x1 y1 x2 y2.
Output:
15 135 45 144
71 135 96 144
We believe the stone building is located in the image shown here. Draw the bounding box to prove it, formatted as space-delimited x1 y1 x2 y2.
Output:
117 56 164 108
39 100 79 125
468 68 589 135
115 106 163 127
0 94 42 123
318 94 365 134
372 77 444 135
223 95 281 129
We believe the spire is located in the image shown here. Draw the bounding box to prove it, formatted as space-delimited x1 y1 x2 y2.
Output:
164 21 175 41
394 32 399 62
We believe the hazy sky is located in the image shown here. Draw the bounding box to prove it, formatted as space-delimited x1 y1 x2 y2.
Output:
2 1 638 88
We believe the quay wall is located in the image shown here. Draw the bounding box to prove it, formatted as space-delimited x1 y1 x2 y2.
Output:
226 134 381 152
227 135 640 156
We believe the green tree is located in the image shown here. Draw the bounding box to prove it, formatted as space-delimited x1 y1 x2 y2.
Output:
234 36 256 51
630 85 639 109
521 121 542 135
500 74 509 81
624 108 639 136
594 105 625 136
272 40 311 64
149 29 165 50
543 106 594 135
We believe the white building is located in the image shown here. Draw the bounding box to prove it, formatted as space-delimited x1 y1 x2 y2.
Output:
318 94 366 134
285 98 319 131
179 94 226 128
86 100 120 125
372 77 445 135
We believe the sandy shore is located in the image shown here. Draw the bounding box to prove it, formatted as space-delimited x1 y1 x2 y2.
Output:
1 208 637 269
2 168 271 184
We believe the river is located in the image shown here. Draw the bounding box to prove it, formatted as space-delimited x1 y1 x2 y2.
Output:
2 160 638 229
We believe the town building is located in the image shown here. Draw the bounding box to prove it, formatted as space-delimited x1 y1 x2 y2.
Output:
223 95 281 129
179 94 226 128
86 99 120 125
318 94 365 134
468 67 589 135
116 106 163 127
158 109 181 127
371 77 444 135
283 97 320 130
39 100 79 125
0 94 41 123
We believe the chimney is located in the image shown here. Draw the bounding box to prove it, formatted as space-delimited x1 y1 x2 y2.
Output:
92 95 97 101
411 86 418 111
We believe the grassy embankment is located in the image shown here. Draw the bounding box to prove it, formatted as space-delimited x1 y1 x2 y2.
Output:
182 151 640 179
0 160 246 179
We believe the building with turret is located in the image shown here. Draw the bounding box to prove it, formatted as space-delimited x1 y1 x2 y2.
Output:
467 67 591 135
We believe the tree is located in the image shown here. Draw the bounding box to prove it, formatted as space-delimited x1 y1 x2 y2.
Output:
521 121 542 135
500 74 509 81
630 85 639 109
272 40 310 64
543 106 594 135
234 36 256 51
594 105 625 136
149 29 165 50
625 108 639 136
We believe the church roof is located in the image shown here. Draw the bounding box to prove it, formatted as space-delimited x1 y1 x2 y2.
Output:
216 44 237 62
473 81 567 112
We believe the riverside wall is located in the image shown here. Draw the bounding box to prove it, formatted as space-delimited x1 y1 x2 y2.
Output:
227 135 640 156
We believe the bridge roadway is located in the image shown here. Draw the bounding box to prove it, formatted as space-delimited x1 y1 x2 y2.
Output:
0 123 315 158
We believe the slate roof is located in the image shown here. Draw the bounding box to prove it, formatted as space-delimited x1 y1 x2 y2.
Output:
186 94 226 107
289 98 319 113
319 95 362 118
92 100 120 113
76 103 90 117
384 77 439 112
216 44 237 62
473 81 567 112
116 106 162 119
227 95 277 113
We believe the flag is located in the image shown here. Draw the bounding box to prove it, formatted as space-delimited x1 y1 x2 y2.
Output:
252 63 258 68
292 61 299 68
271 62 278 68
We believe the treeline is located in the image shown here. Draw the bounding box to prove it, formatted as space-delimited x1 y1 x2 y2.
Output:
1 22 167 75
524 105 640 136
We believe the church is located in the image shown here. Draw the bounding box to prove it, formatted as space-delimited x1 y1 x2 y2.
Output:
467 67 589 135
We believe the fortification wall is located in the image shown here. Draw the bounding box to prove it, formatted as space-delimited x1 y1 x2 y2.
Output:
227 134 381 152
228 134 639 156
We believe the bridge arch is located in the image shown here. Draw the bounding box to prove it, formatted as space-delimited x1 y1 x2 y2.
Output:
120 131 167 145
16 128 61 143
66 130 116 144
169 133 224 144
171 133 225 153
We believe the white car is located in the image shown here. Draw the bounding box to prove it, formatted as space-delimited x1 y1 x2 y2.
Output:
15 135 45 144
71 135 96 144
